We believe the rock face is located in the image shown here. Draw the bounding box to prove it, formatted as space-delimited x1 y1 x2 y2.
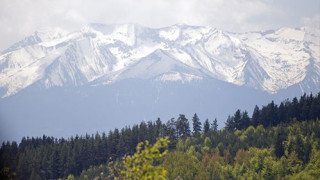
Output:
0 24 319 142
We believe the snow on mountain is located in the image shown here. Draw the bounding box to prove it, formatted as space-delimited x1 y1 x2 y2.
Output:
0 24 319 98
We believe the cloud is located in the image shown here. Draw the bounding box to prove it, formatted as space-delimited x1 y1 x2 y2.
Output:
302 14 320 29
0 0 319 51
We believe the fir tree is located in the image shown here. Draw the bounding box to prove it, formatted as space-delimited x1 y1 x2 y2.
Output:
192 113 202 135
252 105 260 127
203 119 210 134
275 124 286 158
278 102 286 123
211 118 218 132
234 109 242 130
225 115 235 131
165 118 177 142
241 111 251 130
176 114 191 138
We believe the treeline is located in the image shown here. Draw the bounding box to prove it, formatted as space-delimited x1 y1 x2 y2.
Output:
226 93 320 130
0 93 320 179
161 119 320 179
77 93 320 180
77 117 320 179
0 114 214 179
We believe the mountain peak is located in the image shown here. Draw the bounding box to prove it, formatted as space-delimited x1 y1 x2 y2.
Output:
0 23 319 97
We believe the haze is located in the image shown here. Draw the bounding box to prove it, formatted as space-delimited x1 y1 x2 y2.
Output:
0 0 319 52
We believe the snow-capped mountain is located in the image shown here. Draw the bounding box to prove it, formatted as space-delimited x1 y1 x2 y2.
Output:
1 23 319 98
1 23 320 142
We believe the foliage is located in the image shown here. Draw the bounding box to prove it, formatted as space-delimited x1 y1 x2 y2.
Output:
192 113 202 135
203 118 210 134
0 92 320 179
0 167 15 180
121 137 169 180
163 151 202 180
176 114 191 138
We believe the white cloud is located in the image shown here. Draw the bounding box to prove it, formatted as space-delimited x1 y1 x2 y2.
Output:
0 0 319 51
302 14 320 29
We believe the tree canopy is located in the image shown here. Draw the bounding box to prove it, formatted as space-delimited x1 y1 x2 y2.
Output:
1 92 320 179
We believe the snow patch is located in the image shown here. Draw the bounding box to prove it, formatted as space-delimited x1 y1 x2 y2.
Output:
156 72 202 83
159 27 180 41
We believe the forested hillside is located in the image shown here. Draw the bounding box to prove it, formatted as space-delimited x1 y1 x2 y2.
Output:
1 93 320 179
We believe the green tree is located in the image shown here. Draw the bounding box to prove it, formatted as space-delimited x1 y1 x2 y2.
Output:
211 118 218 132
309 93 320 120
234 109 242 130
163 151 201 180
225 115 235 131
192 113 202 135
165 118 177 143
203 119 210 134
176 114 191 138
241 111 251 130
155 118 164 138
278 102 286 123
202 137 212 154
290 97 300 121
274 124 286 158
67 174 75 180
121 137 170 180
0 167 15 180
269 101 279 126
252 105 260 127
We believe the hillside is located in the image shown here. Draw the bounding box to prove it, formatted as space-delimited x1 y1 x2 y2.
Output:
1 93 319 179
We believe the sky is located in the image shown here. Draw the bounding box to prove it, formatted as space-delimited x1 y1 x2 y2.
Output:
0 0 319 52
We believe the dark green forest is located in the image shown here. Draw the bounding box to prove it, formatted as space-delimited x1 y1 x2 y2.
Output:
1 93 320 179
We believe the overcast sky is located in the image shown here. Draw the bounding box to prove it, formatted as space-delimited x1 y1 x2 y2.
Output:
0 0 319 51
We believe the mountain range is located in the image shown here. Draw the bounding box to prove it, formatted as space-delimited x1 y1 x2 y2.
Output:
0 23 319 142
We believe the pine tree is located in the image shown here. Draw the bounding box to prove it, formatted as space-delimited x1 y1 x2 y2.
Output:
299 93 308 120
252 105 260 127
234 109 241 130
269 101 279 126
203 119 210 134
260 106 269 127
211 118 218 132
291 97 300 121
176 114 191 138
139 122 147 142
275 124 286 158
225 115 235 131
300 101 309 121
192 113 202 135
155 118 163 138
278 102 286 123
241 111 251 130
309 93 320 120
165 118 177 142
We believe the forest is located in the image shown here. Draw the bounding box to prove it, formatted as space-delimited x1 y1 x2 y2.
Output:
1 92 320 179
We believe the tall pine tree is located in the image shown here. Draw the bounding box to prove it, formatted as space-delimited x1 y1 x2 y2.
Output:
234 109 241 130
176 114 191 138
225 115 235 131
203 119 210 134
211 118 218 132
252 105 260 127
240 111 251 130
192 113 202 135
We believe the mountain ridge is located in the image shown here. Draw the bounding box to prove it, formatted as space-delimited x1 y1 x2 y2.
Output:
1 23 319 98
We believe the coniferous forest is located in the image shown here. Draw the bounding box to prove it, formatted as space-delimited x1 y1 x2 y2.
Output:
1 93 320 179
